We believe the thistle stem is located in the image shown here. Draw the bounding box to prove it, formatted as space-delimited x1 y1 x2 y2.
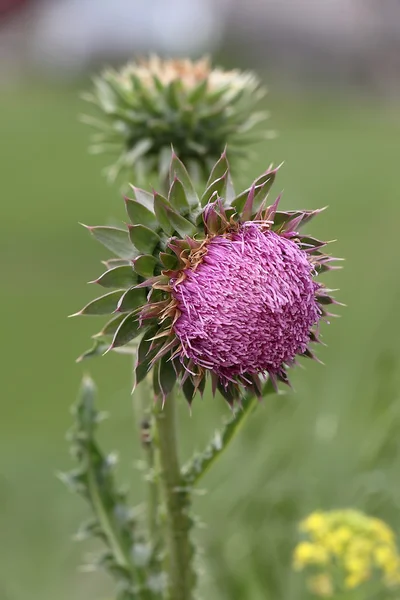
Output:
155 393 195 600
138 378 160 546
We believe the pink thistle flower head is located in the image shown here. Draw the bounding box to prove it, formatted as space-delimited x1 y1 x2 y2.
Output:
75 150 341 404
172 225 321 387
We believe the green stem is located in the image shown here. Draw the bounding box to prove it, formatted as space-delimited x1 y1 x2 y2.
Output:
183 393 258 486
155 393 195 600
138 377 160 547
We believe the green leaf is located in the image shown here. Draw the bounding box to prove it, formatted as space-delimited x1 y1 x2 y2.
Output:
133 255 158 278
71 290 123 316
76 339 110 362
201 171 228 206
125 198 158 229
169 153 199 209
116 288 146 312
168 178 190 215
158 354 177 401
153 193 174 236
206 151 229 188
128 224 161 254
127 186 155 212
165 205 197 238
111 313 141 348
92 266 137 289
85 226 137 260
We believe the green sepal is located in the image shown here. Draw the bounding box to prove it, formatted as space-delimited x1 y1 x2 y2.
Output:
154 193 197 238
133 255 158 278
231 171 276 217
84 225 137 260
128 224 161 254
71 290 123 316
201 170 228 207
168 178 190 215
116 288 146 313
154 193 174 236
158 354 177 402
159 252 180 270
134 326 158 389
169 153 199 210
217 381 240 406
206 150 229 187
110 313 141 349
92 266 137 289
182 378 195 404
125 197 158 230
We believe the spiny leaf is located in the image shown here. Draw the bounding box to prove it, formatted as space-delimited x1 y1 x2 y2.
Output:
168 178 190 215
84 225 137 260
206 150 229 187
201 171 228 207
125 197 158 229
133 255 158 278
127 186 154 212
92 266 138 289
153 193 174 236
110 313 141 349
169 152 199 209
116 288 146 313
128 224 161 254
164 205 197 238
71 290 123 316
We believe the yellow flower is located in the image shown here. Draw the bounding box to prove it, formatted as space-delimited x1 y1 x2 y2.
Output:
300 512 327 535
294 509 400 596
293 542 329 570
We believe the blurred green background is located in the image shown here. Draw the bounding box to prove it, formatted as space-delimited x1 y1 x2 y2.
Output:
1 83 400 600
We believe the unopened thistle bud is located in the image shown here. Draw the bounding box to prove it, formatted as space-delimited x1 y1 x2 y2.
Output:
82 56 269 183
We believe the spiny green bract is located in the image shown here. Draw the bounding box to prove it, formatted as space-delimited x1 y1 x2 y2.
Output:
82 56 269 184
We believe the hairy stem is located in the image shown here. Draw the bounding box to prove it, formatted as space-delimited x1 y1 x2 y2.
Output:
137 377 160 547
155 393 195 600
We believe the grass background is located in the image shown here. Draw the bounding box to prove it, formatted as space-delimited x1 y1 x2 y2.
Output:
1 82 400 599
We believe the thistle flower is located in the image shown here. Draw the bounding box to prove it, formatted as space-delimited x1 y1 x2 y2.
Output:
294 509 400 596
82 56 268 183
73 151 340 404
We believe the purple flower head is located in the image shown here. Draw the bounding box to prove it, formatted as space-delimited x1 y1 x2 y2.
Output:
172 224 321 387
76 151 341 404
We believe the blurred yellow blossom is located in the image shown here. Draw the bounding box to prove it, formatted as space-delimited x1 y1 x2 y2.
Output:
293 509 400 597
